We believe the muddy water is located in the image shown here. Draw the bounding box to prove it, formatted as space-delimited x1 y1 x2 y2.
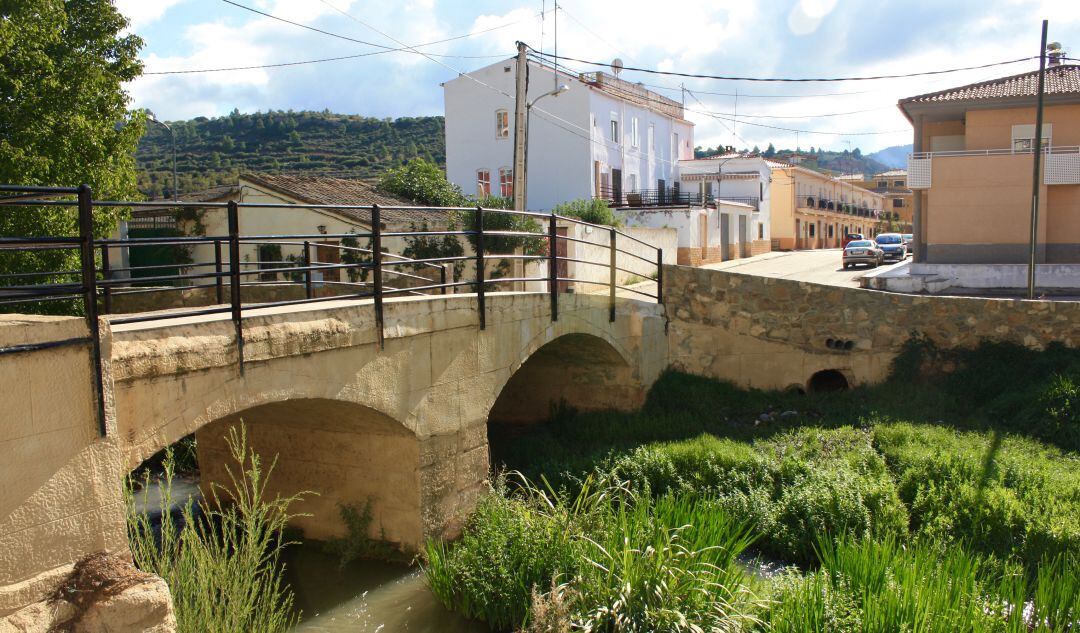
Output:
283 544 487 633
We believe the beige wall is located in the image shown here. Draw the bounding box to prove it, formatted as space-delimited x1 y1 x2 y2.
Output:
664 264 1080 390
964 104 1080 150
770 166 884 249
0 317 128 619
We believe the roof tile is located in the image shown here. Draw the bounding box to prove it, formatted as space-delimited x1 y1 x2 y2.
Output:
901 64 1080 105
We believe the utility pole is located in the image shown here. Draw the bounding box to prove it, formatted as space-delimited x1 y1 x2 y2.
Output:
512 41 529 212
1027 20 1048 300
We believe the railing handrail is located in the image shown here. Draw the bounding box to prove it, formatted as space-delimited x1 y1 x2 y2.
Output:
0 185 666 430
910 145 1080 160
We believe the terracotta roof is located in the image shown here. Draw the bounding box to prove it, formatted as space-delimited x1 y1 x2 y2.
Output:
134 184 239 216
241 173 446 226
874 169 907 177
900 64 1080 105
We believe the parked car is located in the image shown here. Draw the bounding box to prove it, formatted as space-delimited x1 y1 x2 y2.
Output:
842 240 884 269
842 233 865 248
901 233 913 246
875 233 907 261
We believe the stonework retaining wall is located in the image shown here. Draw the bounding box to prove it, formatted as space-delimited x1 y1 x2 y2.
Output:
664 264 1080 390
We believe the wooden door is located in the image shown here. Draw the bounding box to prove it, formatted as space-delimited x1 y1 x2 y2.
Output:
611 168 623 205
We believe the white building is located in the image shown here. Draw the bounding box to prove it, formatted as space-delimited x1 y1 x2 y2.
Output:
443 57 694 212
677 154 775 258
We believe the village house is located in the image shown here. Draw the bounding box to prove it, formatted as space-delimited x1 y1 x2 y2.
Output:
899 62 1080 287
838 170 914 232
443 56 692 212
769 162 886 250
113 174 447 290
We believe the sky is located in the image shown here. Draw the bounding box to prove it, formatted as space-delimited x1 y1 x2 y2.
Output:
117 0 1080 154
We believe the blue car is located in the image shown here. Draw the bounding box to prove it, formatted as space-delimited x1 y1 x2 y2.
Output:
874 233 907 262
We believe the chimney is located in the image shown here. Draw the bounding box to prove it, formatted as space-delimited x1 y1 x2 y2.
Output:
1046 42 1064 67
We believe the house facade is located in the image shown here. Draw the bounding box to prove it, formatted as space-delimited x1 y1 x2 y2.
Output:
769 162 885 250
900 63 1080 268
443 57 693 212
839 170 914 232
677 154 775 258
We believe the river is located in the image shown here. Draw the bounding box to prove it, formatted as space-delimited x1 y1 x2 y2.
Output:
284 544 487 632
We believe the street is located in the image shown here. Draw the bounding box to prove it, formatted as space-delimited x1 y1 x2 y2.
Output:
703 249 909 288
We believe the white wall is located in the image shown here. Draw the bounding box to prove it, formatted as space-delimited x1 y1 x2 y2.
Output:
523 223 676 292
444 59 695 213
679 156 773 243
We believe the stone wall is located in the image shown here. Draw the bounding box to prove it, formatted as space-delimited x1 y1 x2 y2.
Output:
664 264 1080 390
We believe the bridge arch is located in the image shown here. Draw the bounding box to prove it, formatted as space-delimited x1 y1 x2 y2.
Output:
489 327 645 427
194 398 422 549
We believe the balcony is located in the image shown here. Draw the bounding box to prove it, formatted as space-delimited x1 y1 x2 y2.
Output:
908 145 1080 188
597 185 704 208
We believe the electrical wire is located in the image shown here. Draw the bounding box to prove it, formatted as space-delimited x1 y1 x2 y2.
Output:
527 47 1038 82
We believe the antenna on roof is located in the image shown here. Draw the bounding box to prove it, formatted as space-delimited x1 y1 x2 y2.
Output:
611 58 623 77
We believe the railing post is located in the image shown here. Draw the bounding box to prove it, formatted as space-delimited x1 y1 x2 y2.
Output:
608 228 617 323
475 205 485 330
226 200 244 374
372 204 385 349
548 213 558 322
656 248 664 305
440 264 448 295
78 184 107 437
99 242 112 315
214 239 224 304
303 240 312 300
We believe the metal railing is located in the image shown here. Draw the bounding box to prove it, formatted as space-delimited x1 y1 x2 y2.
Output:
908 145 1080 160
0 184 665 436
596 185 705 208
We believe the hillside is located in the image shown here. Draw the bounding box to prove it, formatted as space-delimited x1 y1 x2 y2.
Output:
695 144 894 178
135 110 445 199
867 144 913 169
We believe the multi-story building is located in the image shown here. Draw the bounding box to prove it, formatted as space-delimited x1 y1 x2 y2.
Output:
900 63 1080 269
770 162 885 250
443 57 692 212
676 154 775 257
839 170 914 232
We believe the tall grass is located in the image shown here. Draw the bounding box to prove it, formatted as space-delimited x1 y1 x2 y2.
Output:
424 475 764 631
126 425 305 633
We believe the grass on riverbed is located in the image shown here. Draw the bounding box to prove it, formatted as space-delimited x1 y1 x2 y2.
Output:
429 340 1080 631
126 425 305 633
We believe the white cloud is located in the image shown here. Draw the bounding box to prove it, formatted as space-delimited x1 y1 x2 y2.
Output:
116 0 186 30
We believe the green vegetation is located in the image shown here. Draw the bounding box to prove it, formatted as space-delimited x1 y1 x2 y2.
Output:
1 0 144 311
126 426 304 633
552 198 622 227
429 341 1080 630
136 110 444 198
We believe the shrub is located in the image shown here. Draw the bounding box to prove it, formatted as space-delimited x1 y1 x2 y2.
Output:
552 198 622 227
873 422 1080 567
126 426 303 633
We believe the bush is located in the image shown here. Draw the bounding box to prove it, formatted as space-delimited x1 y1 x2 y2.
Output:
552 198 622 227
873 422 1080 567
126 426 303 633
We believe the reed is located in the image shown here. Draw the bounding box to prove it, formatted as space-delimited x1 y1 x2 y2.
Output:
126 425 306 633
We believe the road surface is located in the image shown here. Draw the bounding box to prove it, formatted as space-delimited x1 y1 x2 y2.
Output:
703 249 908 288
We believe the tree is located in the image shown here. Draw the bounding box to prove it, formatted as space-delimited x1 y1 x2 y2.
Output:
0 0 144 312
763 143 776 158
376 157 465 207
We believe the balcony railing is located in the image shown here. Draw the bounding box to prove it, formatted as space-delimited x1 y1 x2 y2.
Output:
908 145 1080 188
799 196 880 218
597 185 704 208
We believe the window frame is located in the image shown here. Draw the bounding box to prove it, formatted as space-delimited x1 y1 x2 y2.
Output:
498 167 513 198
495 109 509 139
476 169 491 198
630 117 639 148
610 113 620 144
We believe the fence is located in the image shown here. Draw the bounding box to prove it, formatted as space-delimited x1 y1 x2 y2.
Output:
0 184 665 435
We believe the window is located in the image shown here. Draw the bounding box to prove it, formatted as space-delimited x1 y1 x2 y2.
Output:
647 124 655 152
893 198 903 208
828 225 835 238
877 180 888 187
476 169 491 197
629 173 637 191
495 109 509 139
893 180 904 187
809 224 816 237
610 114 619 143
758 223 764 239
631 117 639 148
498 167 513 197
1011 123 1052 152
673 132 680 159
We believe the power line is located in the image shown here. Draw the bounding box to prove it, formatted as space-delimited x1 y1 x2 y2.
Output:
219 0 524 59
527 47 1038 82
